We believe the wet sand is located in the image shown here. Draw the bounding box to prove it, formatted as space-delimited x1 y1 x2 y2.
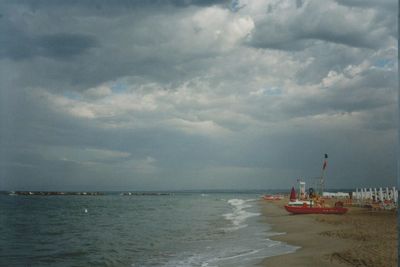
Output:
259 198 397 267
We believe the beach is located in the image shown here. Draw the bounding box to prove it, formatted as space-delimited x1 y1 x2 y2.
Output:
260 198 398 267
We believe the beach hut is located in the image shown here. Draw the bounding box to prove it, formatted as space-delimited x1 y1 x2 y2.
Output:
299 181 306 199
392 187 397 203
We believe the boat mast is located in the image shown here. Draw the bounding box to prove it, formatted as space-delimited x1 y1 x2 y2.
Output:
320 154 328 195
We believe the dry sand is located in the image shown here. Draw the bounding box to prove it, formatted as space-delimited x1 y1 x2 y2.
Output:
259 198 397 267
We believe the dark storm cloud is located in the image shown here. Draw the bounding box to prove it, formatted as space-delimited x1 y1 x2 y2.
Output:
319 68 396 114
36 33 98 59
248 0 394 51
0 0 397 190
7 0 230 11
334 0 397 10
1 31 98 60
333 0 397 40
0 23 32 60
249 19 384 51
0 0 226 92
294 44 368 85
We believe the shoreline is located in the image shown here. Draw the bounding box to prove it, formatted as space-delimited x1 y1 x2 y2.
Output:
258 198 397 267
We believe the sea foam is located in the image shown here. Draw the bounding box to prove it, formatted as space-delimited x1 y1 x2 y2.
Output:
223 198 260 231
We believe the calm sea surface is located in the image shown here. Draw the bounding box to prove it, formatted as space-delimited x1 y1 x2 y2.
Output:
0 192 297 267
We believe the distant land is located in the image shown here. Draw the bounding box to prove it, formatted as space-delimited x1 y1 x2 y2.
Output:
0 188 358 196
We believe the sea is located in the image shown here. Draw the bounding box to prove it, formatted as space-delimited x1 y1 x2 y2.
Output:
0 191 298 267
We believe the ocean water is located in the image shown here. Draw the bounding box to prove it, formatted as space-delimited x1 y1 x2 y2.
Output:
0 192 298 267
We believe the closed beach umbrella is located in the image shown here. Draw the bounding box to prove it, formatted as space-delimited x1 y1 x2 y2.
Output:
290 186 296 201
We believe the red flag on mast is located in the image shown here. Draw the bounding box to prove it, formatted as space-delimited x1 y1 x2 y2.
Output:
322 154 328 170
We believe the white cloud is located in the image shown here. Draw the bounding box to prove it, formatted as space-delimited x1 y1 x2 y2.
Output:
165 118 231 137
84 85 113 98
190 6 254 49
36 40 396 138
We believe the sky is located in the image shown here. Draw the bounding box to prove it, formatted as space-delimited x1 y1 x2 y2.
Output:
0 0 397 191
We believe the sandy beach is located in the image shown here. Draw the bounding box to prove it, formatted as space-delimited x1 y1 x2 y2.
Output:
259 198 397 267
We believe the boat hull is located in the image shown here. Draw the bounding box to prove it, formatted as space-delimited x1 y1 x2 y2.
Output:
284 205 348 214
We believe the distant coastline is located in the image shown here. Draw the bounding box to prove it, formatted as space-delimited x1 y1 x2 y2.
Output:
0 188 357 196
4 191 105 196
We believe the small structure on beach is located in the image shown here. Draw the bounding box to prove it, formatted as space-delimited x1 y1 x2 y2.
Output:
322 192 350 198
352 186 397 210
299 181 306 199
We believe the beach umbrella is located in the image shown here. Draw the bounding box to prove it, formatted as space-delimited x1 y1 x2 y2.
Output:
290 186 296 201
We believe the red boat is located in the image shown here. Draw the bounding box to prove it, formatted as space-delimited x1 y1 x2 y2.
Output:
284 204 348 214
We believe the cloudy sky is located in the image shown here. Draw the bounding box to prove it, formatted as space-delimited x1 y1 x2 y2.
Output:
0 0 397 191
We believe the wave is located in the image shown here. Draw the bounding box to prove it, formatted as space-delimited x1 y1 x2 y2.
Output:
222 198 260 231
217 249 261 261
159 196 297 267
164 248 263 267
